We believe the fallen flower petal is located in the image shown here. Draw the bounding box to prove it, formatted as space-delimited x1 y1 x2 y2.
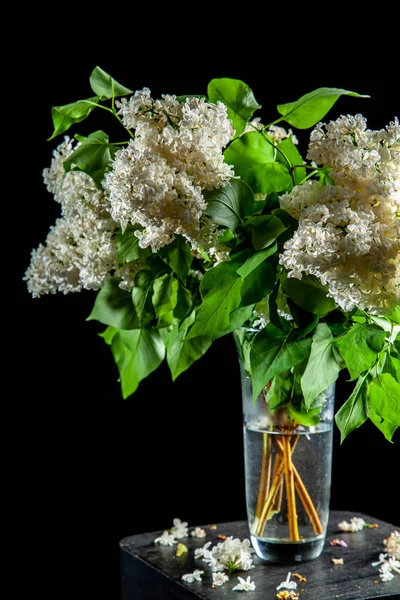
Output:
332 558 344 565
172 518 189 539
182 570 204 583
330 538 348 547
380 570 394 582
232 575 256 591
212 572 229 586
154 531 177 546
384 530 400 560
194 541 212 559
191 527 207 538
276 572 297 591
338 517 365 532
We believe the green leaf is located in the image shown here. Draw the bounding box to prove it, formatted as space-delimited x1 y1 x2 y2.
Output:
281 274 337 316
225 131 273 173
116 226 140 265
277 87 369 129
266 372 292 410
271 209 299 244
245 215 286 250
224 132 292 194
158 236 193 280
236 244 277 278
63 130 117 187
185 261 243 340
152 274 179 327
240 259 276 306
301 323 344 408
48 97 99 140
335 323 386 380
111 328 165 398
131 269 160 327
172 282 193 321
335 374 368 442
89 66 133 100
207 78 261 135
390 356 400 382
250 325 312 401
204 179 254 232
367 374 400 426
217 304 255 336
387 305 400 325
369 409 398 442
276 136 305 184
287 405 322 427
87 278 138 329
165 312 212 380
99 326 118 345
288 301 319 338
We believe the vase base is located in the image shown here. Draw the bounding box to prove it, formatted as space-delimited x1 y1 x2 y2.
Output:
250 534 325 563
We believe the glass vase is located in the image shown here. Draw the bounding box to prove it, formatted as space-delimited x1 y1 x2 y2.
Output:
234 329 335 563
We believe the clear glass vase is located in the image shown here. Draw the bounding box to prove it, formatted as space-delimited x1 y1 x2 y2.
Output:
234 329 335 563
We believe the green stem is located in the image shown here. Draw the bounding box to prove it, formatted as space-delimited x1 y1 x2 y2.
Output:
298 169 319 184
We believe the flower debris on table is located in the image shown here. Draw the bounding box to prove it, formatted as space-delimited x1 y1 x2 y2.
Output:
154 531 177 546
372 531 400 582
171 518 189 539
191 527 207 538
338 517 379 532
176 543 188 556
202 536 255 573
276 572 297 591
338 517 366 532
181 570 204 583
276 591 299 600
212 572 229 587
330 538 348 547
232 575 256 591
331 557 344 565
384 530 400 560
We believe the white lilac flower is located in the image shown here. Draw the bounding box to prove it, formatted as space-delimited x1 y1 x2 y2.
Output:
154 531 177 546
194 541 212 559
380 562 395 581
212 572 229 586
181 570 204 583
384 531 400 560
276 572 297 591
307 115 400 200
279 115 400 316
268 124 299 145
24 138 141 297
209 537 255 572
232 576 256 591
191 527 207 538
387 557 400 574
372 553 388 567
105 90 234 253
279 187 400 315
171 518 189 539
338 517 366 532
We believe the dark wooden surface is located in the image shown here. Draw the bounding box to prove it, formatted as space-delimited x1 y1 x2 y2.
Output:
120 511 400 600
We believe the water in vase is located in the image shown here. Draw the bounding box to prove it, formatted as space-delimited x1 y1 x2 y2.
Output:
244 424 333 562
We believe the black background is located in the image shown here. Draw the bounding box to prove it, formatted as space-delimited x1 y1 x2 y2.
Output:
15 40 399 599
